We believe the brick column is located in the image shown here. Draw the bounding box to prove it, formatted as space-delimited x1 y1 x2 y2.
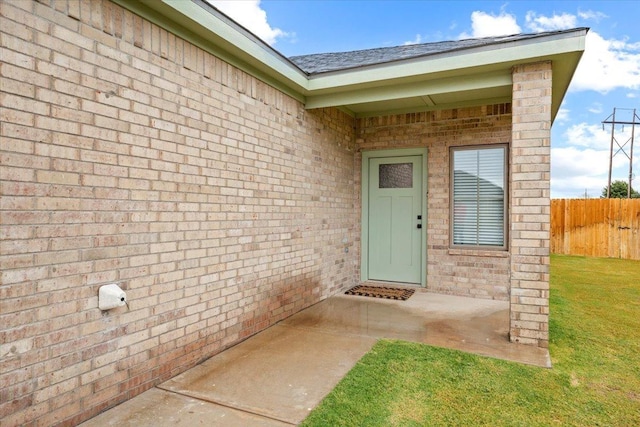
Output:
510 61 552 347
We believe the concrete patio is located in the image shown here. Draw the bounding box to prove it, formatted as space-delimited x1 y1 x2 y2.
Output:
80 290 550 426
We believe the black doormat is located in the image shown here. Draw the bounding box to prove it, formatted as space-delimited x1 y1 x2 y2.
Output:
345 285 415 301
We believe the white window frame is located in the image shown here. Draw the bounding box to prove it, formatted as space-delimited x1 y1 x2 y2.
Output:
450 144 508 250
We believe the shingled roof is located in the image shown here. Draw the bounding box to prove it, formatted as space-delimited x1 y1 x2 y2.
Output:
289 30 583 75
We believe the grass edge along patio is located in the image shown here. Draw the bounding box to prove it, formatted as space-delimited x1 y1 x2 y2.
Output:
301 255 640 427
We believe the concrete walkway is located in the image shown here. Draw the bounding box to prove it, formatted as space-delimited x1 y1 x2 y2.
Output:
80 291 550 426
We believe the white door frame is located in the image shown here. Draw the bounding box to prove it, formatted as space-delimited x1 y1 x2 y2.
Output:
361 148 428 286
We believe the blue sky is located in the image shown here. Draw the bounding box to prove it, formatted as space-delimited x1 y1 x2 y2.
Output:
210 1 640 198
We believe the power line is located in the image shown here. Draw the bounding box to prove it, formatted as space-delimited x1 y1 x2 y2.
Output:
602 108 638 198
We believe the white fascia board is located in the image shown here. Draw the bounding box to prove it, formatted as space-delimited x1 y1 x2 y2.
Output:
307 33 587 92
305 71 512 110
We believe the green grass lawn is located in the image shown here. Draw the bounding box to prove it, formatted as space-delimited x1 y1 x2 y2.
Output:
301 255 640 426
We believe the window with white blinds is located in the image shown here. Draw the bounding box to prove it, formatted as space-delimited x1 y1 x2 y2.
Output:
451 145 507 249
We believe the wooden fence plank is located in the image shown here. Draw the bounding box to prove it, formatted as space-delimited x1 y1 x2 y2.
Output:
550 198 640 260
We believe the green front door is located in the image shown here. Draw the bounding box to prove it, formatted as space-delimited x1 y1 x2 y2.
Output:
368 155 423 283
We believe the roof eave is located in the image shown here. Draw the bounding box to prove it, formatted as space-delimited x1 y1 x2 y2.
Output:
304 29 587 119
112 0 587 120
307 30 587 90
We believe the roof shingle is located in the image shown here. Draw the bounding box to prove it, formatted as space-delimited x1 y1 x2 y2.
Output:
289 30 584 75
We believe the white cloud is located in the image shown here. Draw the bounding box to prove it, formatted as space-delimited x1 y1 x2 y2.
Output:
551 146 633 198
555 108 570 123
588 103 603 114
562 120 638 153
577 10 607 22
207 0 288 45
570 31 640 93
552 146 611 178
563 122 611 150
404 34 423 45
460 11 521 38
553 128 609 196
525 12 576 32
551 122 639 198
516 10 640 94
551 174 607 199
626 40 640 50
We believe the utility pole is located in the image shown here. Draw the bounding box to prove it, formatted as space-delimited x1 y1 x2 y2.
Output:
630 110 636 198
602 108 638 198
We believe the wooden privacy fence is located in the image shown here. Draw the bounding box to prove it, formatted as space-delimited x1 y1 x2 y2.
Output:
551 198 640 260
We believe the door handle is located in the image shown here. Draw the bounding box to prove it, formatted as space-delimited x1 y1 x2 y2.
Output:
417 224 422 229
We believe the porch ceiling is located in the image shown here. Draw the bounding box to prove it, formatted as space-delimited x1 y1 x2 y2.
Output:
304 70 515 117
115 0 587 122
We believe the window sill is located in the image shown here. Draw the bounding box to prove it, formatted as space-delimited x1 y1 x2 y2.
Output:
448 248 509 258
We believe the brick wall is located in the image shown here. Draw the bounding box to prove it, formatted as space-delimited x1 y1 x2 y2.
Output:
509 62 553 347
356 105 513 300
0 1 357 425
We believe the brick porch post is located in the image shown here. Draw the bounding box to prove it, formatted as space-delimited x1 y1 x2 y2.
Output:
510 61 552 347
